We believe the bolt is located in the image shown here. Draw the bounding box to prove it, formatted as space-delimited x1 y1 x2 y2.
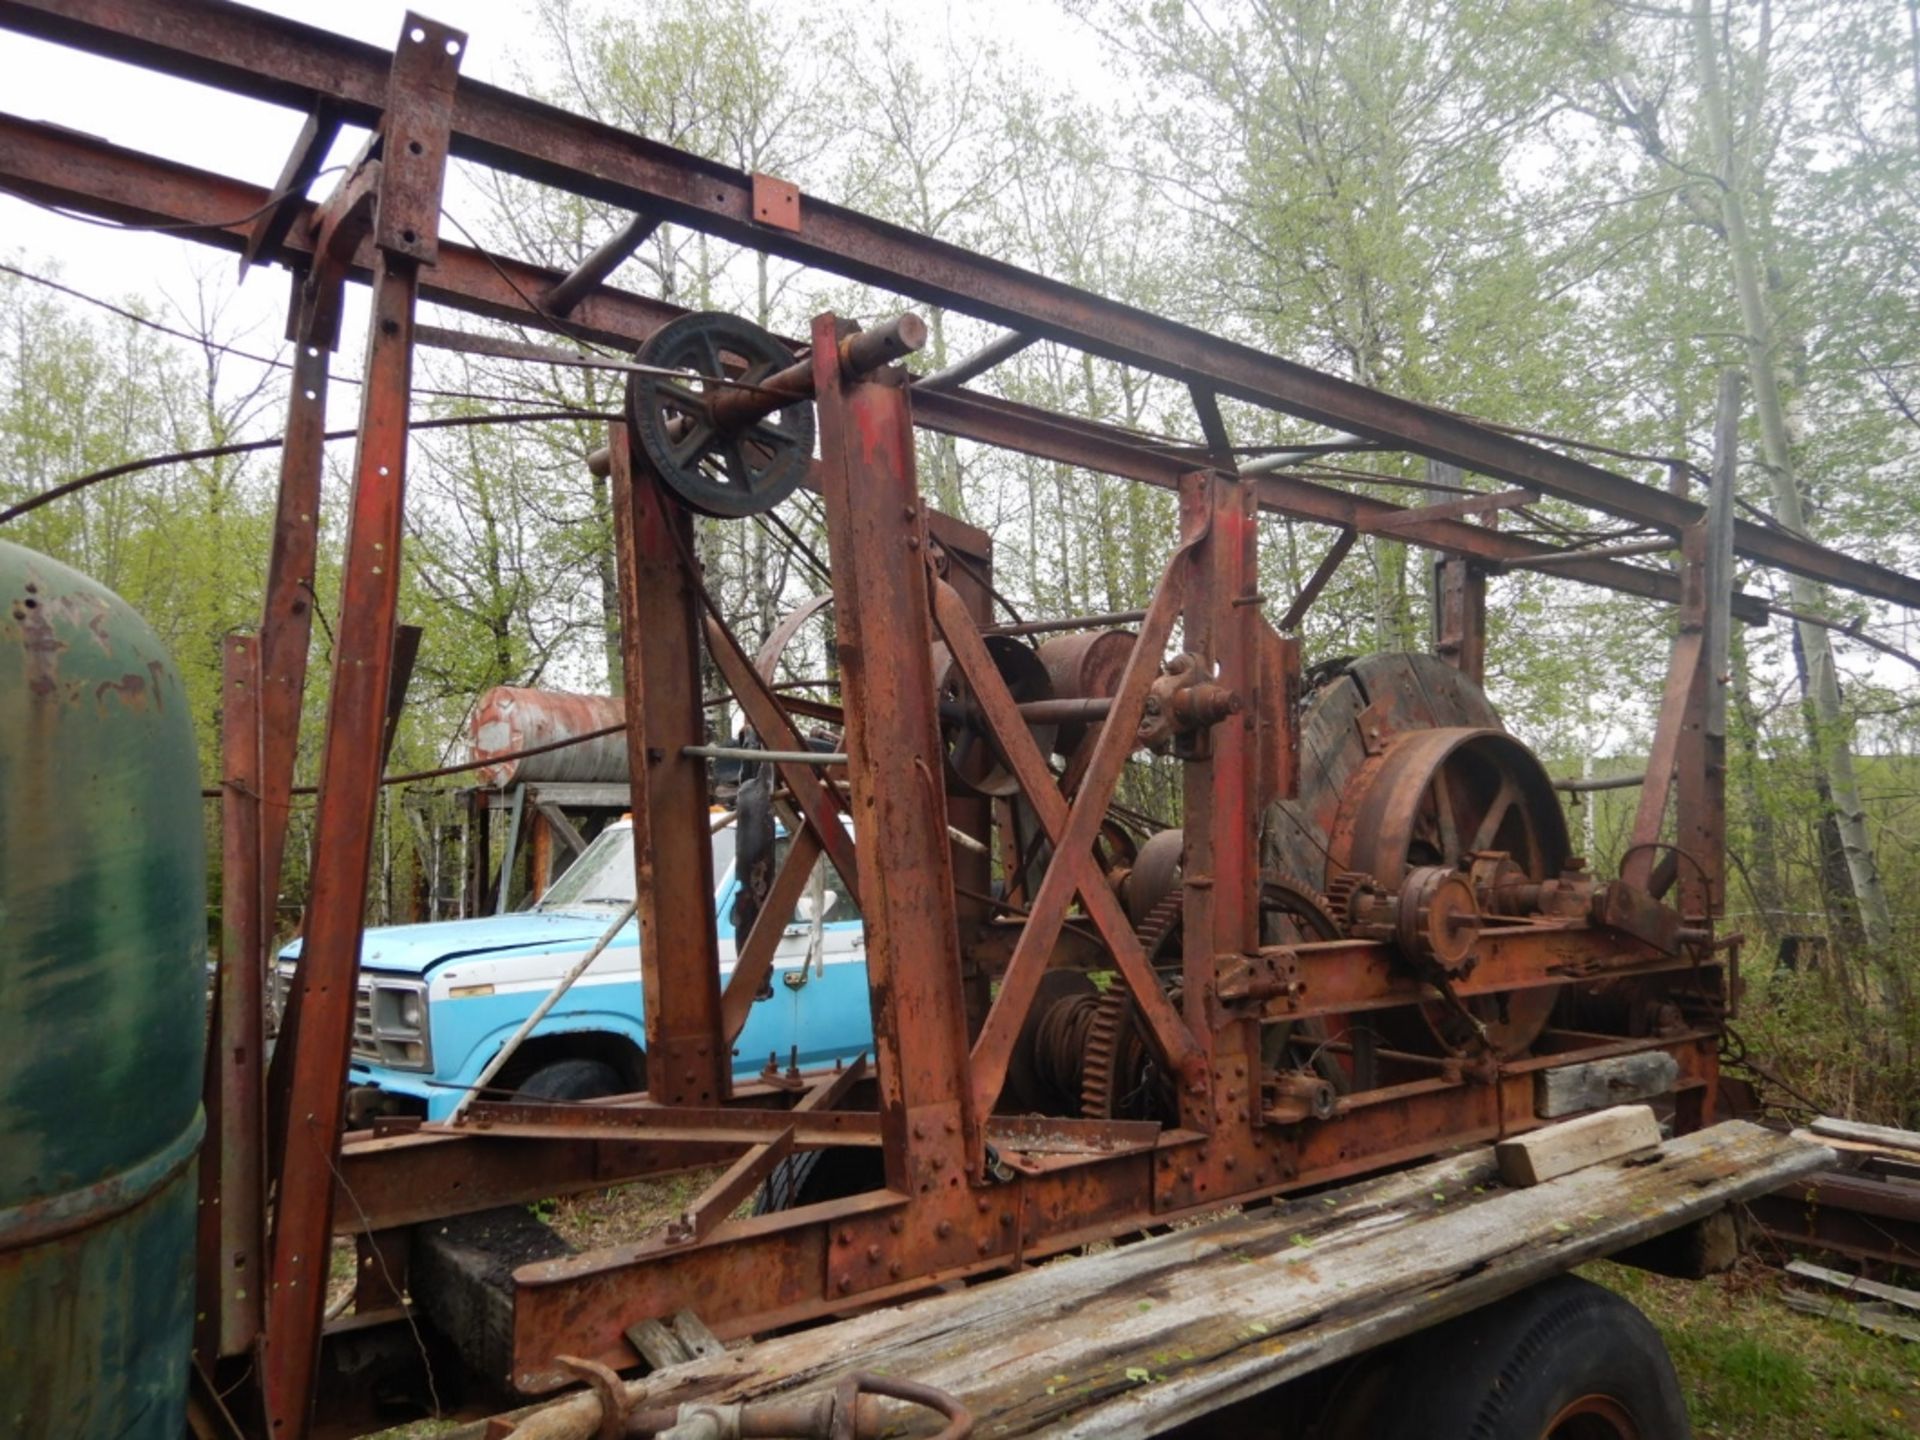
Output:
837 1274 853 1293
1224 1155 1237 1171
937 1220 953 1239
838 1228 853 1245
888 1216 904 1234
866 1244 882 1263
999 1212 1013 1228
976 1197 990 1213
977 1237 991 1255
889 1261 903 1277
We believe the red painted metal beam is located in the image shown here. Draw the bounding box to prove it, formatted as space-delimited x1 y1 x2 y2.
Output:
260 17 462 1435
810 315 974 1187
3 0 1914 609
199 632 266 1365
607 426 729 1106
256 271 339 1004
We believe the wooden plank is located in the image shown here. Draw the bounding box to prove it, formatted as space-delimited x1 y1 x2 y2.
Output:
468 1121 1828 1440
1535 1052 1678 1118
1496 1105 1662 1186
1786 1259 1920 1315
1810 1116 1920 1157
1781 1290 1920 1343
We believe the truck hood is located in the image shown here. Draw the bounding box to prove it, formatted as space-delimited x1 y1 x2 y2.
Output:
277 910 626 977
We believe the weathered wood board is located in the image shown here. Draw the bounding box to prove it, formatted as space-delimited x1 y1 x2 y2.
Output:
483 1121 1829 1440
1496 1104 1662 1186
1809 1116 1920 1158
1535 1051 1678 1117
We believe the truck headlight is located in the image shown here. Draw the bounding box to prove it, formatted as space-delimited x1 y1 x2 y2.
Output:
365 980 432 1071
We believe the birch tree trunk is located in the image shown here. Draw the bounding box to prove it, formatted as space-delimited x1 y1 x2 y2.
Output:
1689 0 1895 972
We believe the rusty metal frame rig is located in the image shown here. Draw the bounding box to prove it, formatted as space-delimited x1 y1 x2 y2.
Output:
3 3 1917 1436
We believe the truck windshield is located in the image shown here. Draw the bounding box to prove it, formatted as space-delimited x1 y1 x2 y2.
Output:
536 822 736 913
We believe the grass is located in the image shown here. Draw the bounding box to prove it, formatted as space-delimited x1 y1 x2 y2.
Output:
1589 1259 1920 1438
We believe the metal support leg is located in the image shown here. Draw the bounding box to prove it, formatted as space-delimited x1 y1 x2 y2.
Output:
609 424 729 1106
810 312 974 1187
264 17 462 1432
199 633 266 1366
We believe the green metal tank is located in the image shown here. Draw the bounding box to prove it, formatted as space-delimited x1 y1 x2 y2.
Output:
0 540 207 1437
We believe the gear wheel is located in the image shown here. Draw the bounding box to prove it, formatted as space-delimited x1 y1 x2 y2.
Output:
1078 987 1132 1120
1324 869 1374 932
1079 873 1343 1119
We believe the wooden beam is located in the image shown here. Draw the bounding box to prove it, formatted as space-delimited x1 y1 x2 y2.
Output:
1495 1105 1662 1186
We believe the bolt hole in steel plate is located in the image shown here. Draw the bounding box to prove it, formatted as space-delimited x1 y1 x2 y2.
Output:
627 311 814 518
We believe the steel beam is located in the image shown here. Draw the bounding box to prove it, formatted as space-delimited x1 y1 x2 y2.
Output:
256 269 338 1062
199 632 266 1365
2 0 1913 608
608 426 729 1106
0 113 1771 619
809 313 974 1188
260 18 461 1435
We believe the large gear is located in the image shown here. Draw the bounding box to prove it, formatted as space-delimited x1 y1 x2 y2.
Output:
1078 988 1132 1121
1077 870 1344 1119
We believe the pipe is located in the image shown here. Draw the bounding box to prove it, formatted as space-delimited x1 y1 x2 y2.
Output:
685 745 846 765
982 609 1147 637
706 313 928 431
915 328 1036 391
447 898 637 1124
544 211 660 317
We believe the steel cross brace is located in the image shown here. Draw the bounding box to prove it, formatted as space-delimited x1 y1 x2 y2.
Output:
942 515 1214 1138
0 109 1776 620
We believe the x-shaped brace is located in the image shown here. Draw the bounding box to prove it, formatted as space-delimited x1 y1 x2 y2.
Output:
931 521 1212 1125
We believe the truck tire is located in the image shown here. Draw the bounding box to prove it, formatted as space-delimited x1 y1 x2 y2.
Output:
1312 1276 1689 1440
753 1147 887 1215
515 1057 622 1101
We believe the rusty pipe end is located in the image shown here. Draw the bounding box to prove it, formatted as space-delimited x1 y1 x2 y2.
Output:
840 312 929 376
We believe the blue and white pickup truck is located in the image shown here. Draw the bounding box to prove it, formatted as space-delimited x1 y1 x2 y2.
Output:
273 818 872 1121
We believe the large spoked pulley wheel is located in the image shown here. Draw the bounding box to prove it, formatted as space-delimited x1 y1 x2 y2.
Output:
625 310 814 519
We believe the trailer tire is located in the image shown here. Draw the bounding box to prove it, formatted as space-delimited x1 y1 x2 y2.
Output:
1312 1276 1689 1440
515 1057 622 1101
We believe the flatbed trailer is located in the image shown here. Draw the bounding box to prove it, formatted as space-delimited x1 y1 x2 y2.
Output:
464 1118 1829 1438
2 6 1913 1439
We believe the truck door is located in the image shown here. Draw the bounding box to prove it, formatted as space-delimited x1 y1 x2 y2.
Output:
731 839 867 1074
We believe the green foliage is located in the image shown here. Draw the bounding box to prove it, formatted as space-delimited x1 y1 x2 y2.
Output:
0 260 278 779
1592 1261 1920 1439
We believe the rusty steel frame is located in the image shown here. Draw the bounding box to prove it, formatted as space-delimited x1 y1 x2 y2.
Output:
0 110 1775 620
0 5 1909 1437
7 0 1917 608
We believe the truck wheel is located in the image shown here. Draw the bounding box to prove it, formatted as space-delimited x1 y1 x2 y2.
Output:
1312 1276 1689 1440
515 1057 622 1101
753 1147 887 1215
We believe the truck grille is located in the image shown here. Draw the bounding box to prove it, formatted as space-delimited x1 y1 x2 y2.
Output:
273 963 378 1063
353 981 376 1060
